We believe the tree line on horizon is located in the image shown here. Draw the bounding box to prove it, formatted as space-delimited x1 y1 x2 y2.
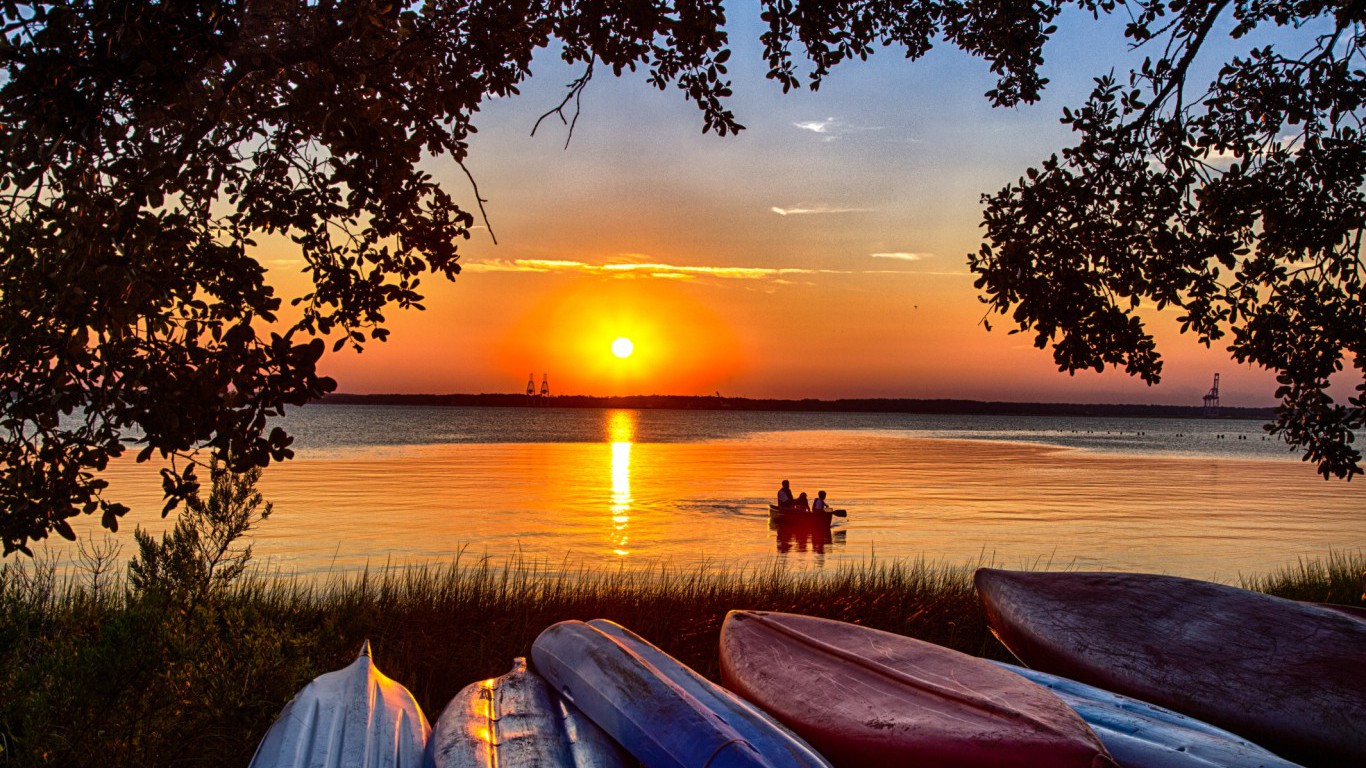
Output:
319 392 1280 419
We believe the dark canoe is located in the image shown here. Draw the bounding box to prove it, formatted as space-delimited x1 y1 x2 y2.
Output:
531 619 831 768
719 610 1117 768
1316 601 1366 622
975 568 1366 767
768 505 838 526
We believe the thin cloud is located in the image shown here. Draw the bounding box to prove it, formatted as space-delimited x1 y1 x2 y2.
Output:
871 252 932 261
1202 136 1300 163
792 117 884 142
465 258 828 280
462 257 920 282
771 205 873 216
794 118 837 134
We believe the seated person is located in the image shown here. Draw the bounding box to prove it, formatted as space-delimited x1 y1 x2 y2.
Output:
812 490 830 513
777 479 795 508
795 492 811 511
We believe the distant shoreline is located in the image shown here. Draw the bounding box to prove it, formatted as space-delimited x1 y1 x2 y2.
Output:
319 392 1277 421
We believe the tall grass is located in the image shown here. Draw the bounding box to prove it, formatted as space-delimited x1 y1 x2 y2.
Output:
1 551 1361 767
1240 549 1366 604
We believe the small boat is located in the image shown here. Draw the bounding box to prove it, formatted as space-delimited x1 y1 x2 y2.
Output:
719 610 1117 768
768 504 844 525
975 568 1366 767
532 618 832 768
248 640 429 768
426 657 628 768
991 661 1302 768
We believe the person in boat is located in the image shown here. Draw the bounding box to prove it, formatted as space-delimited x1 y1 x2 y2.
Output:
777 479 795 508
812 490 830 514
795 492 811 511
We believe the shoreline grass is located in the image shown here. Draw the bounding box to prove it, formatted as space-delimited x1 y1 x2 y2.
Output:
2 551 1362 767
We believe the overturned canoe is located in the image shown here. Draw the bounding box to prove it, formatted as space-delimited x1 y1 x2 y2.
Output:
426 656 628 768
719 610 1116 768
993 661 1302 768
975 568 1366 767
532 619 831 768
249 640 429 768
583 619 831 766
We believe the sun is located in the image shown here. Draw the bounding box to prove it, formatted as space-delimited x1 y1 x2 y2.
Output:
611 337 634 359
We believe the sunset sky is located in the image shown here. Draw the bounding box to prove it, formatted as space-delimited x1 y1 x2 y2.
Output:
264 5 1324 406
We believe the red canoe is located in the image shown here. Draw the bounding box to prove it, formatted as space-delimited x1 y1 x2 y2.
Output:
719 610 1117 768
975 568 1366 767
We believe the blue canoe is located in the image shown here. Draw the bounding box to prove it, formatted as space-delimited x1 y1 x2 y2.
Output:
531 619 832 768
426 657 628 768
992 662 1301 768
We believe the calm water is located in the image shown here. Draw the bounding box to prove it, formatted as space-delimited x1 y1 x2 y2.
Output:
36 405 1366 581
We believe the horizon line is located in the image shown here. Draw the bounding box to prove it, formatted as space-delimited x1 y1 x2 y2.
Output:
316 391 1278 415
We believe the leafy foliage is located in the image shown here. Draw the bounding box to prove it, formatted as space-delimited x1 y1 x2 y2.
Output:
2 0 1362 556
127 458 272 605
971 1 1366 478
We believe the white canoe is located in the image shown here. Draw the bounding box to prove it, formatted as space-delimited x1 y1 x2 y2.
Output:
248 640 429 768
992 662 1302 768
426 657 629 768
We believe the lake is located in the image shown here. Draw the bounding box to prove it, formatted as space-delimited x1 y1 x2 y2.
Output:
34 405 1366 582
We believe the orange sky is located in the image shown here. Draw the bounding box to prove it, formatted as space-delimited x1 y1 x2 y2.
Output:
263 7 1297 407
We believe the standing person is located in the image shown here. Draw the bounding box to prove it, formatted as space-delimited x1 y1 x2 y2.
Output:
812 490 830 513
777 479 795 508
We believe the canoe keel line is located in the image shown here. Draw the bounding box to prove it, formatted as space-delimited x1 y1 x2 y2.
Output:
426 657 628 768
248 640 429 768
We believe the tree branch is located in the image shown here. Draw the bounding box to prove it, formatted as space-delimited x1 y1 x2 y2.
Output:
1128 0 1231 135
531 60 594 149
458 160 497 245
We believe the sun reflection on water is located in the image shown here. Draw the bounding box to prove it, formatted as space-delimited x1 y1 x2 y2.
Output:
607 410 636 557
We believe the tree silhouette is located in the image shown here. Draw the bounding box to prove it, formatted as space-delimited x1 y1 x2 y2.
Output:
2 0 1361 553
973 1 1366 480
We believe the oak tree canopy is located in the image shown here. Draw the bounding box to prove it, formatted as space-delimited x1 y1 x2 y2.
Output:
2 0 1362 554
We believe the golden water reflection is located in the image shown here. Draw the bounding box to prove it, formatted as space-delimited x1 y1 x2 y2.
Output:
607 410 636 557
41 424 1366 580
607 409 636 443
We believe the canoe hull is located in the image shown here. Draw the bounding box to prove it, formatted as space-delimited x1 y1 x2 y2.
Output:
427 657 627 768
975 568 1366 767
719 610 1116 768
768 505 834 526
249 642 429 768
992 662 1302 768
532 619 830 768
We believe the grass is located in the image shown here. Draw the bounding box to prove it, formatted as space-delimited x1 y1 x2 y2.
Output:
1239 549 1366 604
1 550 1361 767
